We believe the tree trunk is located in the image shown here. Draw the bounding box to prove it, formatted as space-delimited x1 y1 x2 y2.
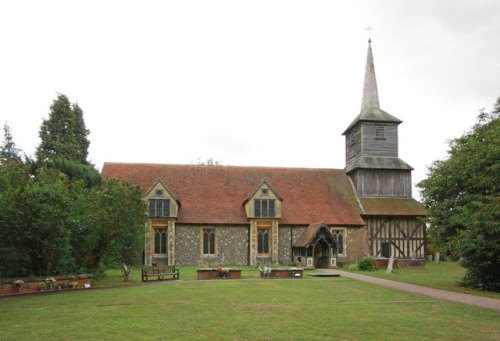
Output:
122 263 131 281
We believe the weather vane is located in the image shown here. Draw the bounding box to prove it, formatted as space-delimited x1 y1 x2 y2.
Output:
364 26 372 43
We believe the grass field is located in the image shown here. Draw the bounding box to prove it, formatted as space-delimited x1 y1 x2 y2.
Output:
1 278 499 340
94 265 264 287
346 261 500 299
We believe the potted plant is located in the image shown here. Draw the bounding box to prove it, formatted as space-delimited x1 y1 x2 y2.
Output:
217 267 229 279
45 277 56 290
13 280 25 293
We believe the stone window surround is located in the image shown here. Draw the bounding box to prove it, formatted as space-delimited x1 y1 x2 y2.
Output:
154 227 167 255
257 228 270 256
257 221 272 257
200 227 218 258
152 222 169 259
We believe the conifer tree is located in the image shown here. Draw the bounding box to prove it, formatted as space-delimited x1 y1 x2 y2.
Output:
36 94 100 186
0 123 23 165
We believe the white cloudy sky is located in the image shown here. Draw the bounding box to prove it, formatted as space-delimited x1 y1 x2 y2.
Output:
1 0 499 199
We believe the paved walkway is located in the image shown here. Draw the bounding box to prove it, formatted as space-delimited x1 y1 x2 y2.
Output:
332 269 500 311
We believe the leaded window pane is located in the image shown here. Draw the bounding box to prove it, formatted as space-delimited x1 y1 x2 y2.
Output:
209 232 215 254
149 199 170 217
203 231 209 254
258 229 269 254
149 199 156 217
203 229 216 255
261 200 268 217
254 200 261 217
155 229 161 253
337 234 343 254
161 230 167 254
268 200 275 217
161 200 169 216
254 199 276 218
154 228 167 254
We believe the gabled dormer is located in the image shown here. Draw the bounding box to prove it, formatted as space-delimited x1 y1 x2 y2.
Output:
243 179 283 219
144 179 180 219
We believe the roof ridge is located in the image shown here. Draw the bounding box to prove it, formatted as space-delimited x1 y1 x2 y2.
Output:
102 162 346 172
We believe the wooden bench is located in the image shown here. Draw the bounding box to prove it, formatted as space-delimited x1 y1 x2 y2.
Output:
142 266 179 282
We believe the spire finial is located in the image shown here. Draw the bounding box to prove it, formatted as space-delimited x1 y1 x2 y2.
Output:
361 38 380 110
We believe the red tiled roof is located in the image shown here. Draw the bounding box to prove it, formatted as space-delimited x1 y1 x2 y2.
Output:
294 222 324 247
360 198 428 216
101 163 365 226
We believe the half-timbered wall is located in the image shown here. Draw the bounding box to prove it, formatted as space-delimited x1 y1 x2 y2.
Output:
350 169 412 197
365 216 425 259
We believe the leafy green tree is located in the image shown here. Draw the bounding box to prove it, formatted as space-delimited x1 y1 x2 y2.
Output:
0 163 31 277
71 179 147 275
36 94 100 187
0 164 77 277
418 96 500 291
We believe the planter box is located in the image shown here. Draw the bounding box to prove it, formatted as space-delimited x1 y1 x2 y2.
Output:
0 275 92 297
196 268 242 280
260 268 304 279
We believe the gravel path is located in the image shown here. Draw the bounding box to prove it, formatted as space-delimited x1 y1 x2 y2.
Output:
333 269 500 311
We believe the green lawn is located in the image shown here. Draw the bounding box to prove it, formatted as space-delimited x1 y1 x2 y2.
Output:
94 265 265 287
1 278 499 340
346 261 500 299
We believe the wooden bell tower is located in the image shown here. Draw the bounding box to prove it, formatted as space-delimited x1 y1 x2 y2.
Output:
343 39 413 198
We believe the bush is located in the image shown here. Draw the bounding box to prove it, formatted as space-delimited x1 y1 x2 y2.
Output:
357 257 376 271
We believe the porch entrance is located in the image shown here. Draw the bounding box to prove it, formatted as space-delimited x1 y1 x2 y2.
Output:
314 239 331 268
292 222 338 268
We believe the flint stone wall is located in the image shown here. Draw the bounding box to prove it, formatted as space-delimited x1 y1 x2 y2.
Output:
278 226 307 265
175 224 249 265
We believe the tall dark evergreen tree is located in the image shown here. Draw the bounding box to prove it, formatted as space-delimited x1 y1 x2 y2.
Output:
36 94 100 186
0 123 23 165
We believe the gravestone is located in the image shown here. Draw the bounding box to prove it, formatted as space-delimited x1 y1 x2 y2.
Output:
435 251 440 263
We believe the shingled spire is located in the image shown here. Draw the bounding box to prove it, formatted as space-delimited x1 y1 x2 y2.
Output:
361 39 380 110
343 39 402 135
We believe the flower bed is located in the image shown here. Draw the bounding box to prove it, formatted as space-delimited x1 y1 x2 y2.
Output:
260 267 303 279
0 275 92 296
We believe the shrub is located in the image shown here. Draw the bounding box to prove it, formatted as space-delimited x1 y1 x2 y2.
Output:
357 257 376 271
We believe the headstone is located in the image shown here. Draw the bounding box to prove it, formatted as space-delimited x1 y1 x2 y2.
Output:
435 251 440 263
386 256 395 274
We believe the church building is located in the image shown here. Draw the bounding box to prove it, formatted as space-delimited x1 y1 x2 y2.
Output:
102 41 427 268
